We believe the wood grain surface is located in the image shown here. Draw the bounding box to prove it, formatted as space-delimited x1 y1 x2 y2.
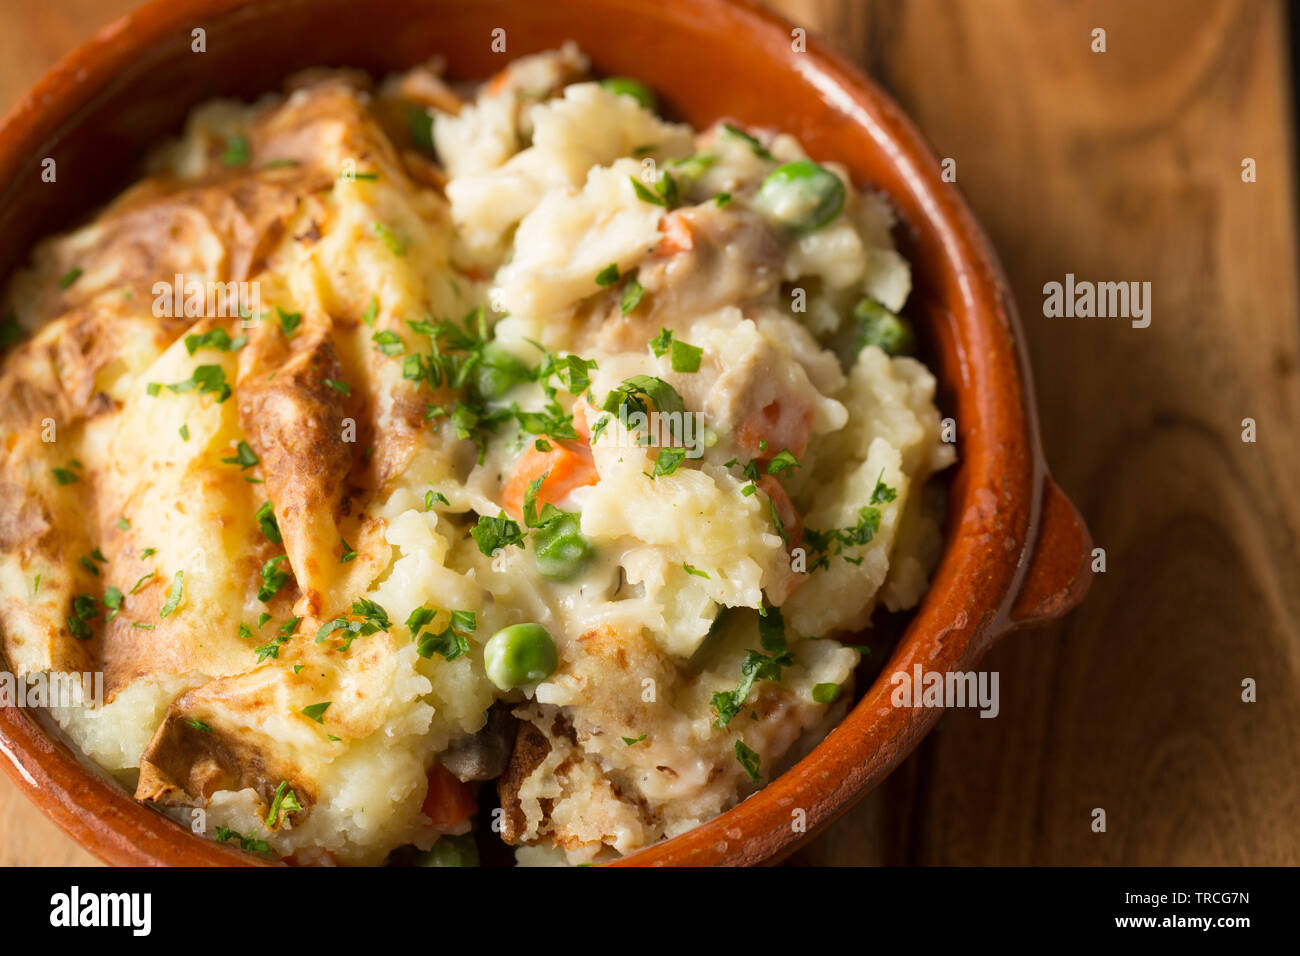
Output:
1 0 1296 867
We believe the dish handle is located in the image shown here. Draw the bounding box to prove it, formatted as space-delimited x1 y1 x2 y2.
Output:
1006 477 1092 630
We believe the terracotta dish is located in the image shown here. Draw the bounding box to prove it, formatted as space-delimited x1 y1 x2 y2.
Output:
0 0 1091 866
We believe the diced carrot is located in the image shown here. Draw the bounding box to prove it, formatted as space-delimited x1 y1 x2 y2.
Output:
759 474 803 548
486 69 512 97
501 440 599 520
738 397 814 459
421 764 477 828
653 211 695 258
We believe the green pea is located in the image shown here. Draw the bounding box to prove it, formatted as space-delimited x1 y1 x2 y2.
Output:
533 513 594 582
600 76 658 112
472 343 531 401
753 160 845 233
417 834 479 867
484 623 558 689
853 298 915 356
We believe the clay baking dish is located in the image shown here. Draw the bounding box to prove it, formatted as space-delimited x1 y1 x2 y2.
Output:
0 0 1091 867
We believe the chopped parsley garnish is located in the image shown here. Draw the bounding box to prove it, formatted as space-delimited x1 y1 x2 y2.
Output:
323 378 351 395
58 267 83 290
276 306 302 337
602 375 685 419
521 473 562 529
116 516 130 531
648 328 702 372
766 493 788 545
714 192 732 206
372 329 405 356
651 447 687 477
534 348 599 396
360 296 379 326
254 501 282 544
425 489 449 511
870 470 897 504
620 277 645 316
220 134 251 166
256 556 291 602
804 506 884 572
649 328 673 358
721 123 775 160
622 734 647 746
147 364 232 403
67 593 100 640
129 571 155 595
215 827 271 854
757 603 786 653
471 513 526 556
767 449 799 475
301 702 331 723
79 554 100 577
812 682 842 704
185 717 213 733
410 606 476 661
159 570 185 618
514 405 579 441
102 586 123 621
339 537 358 563
221 440 260 470
595 263 620 286
254 616 300 661
711 644 793 728
66 616 92 641
629 175 671 207
51 466 79 485
683 562 709 579
179 423 190 441
735 739 761 783
373 222 406 256
238 623 252 640
315 598 392 651
184 327 246 355
672 340 701 372
266 780 302 827
408 106 435 151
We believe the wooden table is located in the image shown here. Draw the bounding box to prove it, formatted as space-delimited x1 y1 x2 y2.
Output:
2 0 1296 867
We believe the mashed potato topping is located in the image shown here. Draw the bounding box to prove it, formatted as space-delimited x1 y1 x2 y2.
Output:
0 46 953 866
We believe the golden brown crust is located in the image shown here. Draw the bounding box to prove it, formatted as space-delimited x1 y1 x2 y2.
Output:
237 326 352 616
138 704 312 828
0 72 457 811
497 718 555 845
